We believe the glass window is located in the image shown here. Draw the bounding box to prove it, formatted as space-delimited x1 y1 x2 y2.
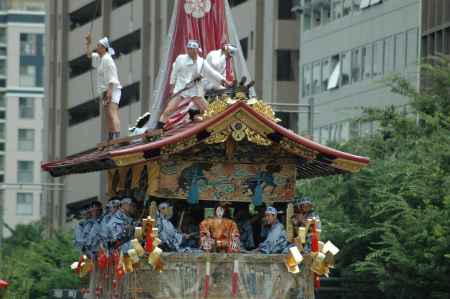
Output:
20 65 36 87
312 7 321 28
17 160 34 184
352 0 361 12
0 111 5 119
351 48 361 83
322 1 332 25
436 30 443 54
277 50 298 81
18 129 35 151
312 61 321 94
341 51 351 87
19 98 34 119
240 37 248 60
278 0 295 19
406 29 419 66
16 193 33 216
361 46 371 77
0 143 4 151
343 0 352 16
302 64 312 96
0 123 5 139
0 60 5 76
0 28 5 44
0 93 4 107
0 155 3 171
395 33 405 70
332 0 343 20
321 57 330 91
0 47 6 56
303 3 312 31
320 126 330 144
373 40 383 77
384 36 394 73
327 55 341 90
20 33 38 55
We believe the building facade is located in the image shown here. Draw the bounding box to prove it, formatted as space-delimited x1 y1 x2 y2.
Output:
0 0 45 240
45 0 300 231
297 0 421 144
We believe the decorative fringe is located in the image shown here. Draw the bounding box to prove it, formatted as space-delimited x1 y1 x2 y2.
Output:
203 261 210 298
231 260 239 297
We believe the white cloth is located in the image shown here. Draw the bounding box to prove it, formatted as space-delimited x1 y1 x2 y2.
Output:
91 52 122 95
204 49 227 90
110 88 121 104
98 37 116 56
169 54 225 97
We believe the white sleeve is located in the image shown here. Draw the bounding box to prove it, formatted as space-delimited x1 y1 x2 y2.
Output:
169 58 179 85
202 59 225 85
91 52 100 68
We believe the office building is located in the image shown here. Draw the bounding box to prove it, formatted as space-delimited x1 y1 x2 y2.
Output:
297 0 421 144
0 0 45 239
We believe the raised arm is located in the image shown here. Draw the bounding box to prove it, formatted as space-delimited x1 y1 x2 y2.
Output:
85 33 93 58
202 59 231 87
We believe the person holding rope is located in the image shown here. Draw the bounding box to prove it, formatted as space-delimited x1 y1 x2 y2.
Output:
157 40 232 129
204 43 237 91
85 33 122 140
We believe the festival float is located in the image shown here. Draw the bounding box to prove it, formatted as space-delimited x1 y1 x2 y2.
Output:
41 1 369 298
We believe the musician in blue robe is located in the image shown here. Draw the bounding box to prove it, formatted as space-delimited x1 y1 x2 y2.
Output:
108 197 136 254
99 197 121 245
74 207 91 253
257 206 289 254
85 201 103 257
156 202 184 252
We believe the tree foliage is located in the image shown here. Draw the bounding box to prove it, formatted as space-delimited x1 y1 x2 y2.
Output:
0 222 80 299
299 56 450 299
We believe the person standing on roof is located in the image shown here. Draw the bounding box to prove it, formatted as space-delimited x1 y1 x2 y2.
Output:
204 43 237 91
85 33 122 140
158 40 232 129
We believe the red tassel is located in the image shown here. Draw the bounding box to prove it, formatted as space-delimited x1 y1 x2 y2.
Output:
97 249 107 270
145 222 154 253
231 272 239 297
314 275 321 288
203 275 209 299
311 222 321 289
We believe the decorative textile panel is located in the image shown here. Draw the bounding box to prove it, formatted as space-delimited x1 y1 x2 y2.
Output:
150 160 296 202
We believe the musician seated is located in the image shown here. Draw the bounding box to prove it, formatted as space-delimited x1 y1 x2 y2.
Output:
255 206 289 254
199 204 240 253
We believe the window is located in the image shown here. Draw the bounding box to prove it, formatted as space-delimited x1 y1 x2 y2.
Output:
18 161 34 184
0 155 4 171
302 64 312 96
69 0 102 30
276 112 298 132
312 61 321 94
395 33 405 70
16 193 33 216
332 0 343 20
0 28 5 44
18 129 35 151
277 50 298 81
0 93 4 107
373 40 383 76
352 0 361 12
240 37 248 60
0 123 5 139
384 36 394 73
0 60 5 76
343 0 352 16
320 126 330 144
112 0 132 9
278 0 295 19
327 54 340 90
436 30 443 54
228 0 247 7
406 28 418 64
312 6 321 28
0 143 4 151
303 3 312 31
19 98 34 118
20 65 36 87
20 33 38 55
351 48 361 83
0 111 5 119
0 47 6 56
341 51 351 87
321 58 330 91
361 44 372 80
322 1 332 25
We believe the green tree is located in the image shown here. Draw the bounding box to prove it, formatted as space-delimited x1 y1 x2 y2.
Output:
0 222 80 299
299 56 450 299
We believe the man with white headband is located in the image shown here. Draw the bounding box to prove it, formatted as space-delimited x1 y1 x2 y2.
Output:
158 40 232 129
256 206 289 254
85 33 122 140
204 43 237 91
